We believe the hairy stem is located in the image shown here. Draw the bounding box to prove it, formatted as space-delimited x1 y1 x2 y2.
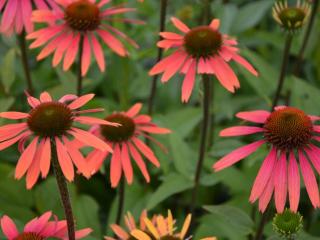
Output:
18 32 34 95
190 75 211 211
147 0 168 115
271 34 293 110
52 142 75 240
115 177 125 225
77 35 84 96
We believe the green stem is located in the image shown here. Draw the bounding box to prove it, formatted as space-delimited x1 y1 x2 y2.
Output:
190 75 211 212
77 35 84 96
147 0 168 115
254 207 272 240
51 142 75 240
293 0 319 76
271 34 293 110
18 32 34 95
115 177 125 225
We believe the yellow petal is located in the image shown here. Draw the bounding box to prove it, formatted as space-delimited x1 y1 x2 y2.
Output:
131 229 152 240
180 214 192 239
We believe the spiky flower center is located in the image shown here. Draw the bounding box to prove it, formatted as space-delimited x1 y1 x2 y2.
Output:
264 107 312 150
273 209 303 238
27 102 73 137
14 232 44 240
65 0 100 31
279 7 306 28
100 114 135 142
184 26 222 59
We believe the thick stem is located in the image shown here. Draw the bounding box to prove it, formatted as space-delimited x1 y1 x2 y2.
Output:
254 208 271 240
293 0 319 76
271 34 293 110
77 35 84 96
52 142 75 240
147 0 168 115
190 75 211 212
18 32 34 95
115 177 125 225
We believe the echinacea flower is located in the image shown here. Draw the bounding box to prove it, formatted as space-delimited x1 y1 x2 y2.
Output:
213 106 320 213
149 17 258 102
0 0 59 36
130 210 217 240
27 0 143 76
85 103 171 187
104 211 148 240
0 91 117 189
0 211 92 239
272 0 311 32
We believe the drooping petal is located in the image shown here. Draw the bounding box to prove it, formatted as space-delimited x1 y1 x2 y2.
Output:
236 110 270 123
128 142 150 182
220 126 264 137
110 144 122 188
213 140 265 171
250 148 277 202
121 143 133 184
274 152 287 213
132 137 160 167
181 60 197 102
55 137 75 181
288 152 300 213
40 137 51 178
0 216 19 239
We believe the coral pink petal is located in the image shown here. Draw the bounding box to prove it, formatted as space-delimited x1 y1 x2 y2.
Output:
181 60 197 102
55 137 74 181
128 142 150 182
59 94 78 103
0 112 29 119
27 96 41 108
160 32 183 40
0 216 19 239
121 143 133 184
74 116 119 127
97 29 127 56
299 150 320 208
274 152 287 213
220 126 264 137
40 91 52 102
75 228 92 239
132 137 160 167
24 211 52 233
236 110 270 123
15 137 39 180
90 32 106 71
68 94 95 109
110 144 122 188
304 145 320 174
63 33 80 71
210 19 220 30
26 140 44 189
126 103 142 117
232 53 258 76
170 17 190 33
213 140 265 171
250 148 277 203
0 131 30 151
110 224 129 239
210 57 235 92
69 128 112 152
161 52 187 83
138 126 171 134
40 137 51 178
288 152 300 212
0 123 28 142
149 51 187 75
259 173 275 213
63 136 90 178
81 35 91 76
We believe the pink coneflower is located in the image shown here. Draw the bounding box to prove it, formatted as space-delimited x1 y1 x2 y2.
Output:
0 91 117 189
86 103 171 187
27 0 142 76
149 17 258 102
213 106 320 213
0 0 58 36
0 211 92 239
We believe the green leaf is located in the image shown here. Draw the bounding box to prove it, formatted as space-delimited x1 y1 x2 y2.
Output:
200 205 254 239
1 48 16 93
231 0 273 34
146 173 193 209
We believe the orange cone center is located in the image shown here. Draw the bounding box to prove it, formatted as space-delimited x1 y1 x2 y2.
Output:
14 232 44 240
65 0 100 31
264 107 312 149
